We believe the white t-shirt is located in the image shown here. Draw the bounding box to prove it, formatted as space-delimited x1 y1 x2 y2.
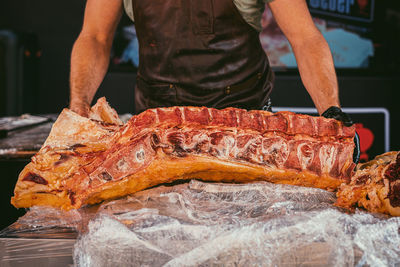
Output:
123 0 274 32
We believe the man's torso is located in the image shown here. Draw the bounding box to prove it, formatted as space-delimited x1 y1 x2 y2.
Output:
123 0 273 32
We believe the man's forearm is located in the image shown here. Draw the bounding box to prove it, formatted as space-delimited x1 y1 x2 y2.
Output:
268 0 340 114
291 33 340 114
70 35 112 115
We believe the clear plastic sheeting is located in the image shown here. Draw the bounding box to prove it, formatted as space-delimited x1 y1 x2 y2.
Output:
2 180 399 266
71 181 400 267
1 206 92 239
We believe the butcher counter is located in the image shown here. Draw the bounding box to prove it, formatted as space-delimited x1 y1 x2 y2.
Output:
2 178 400 266
1 114 400 267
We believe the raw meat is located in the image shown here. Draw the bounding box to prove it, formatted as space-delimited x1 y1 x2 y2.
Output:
336 151 400 216
11 98 356 210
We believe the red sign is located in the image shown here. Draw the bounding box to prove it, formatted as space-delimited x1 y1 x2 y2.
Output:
356 123 374 161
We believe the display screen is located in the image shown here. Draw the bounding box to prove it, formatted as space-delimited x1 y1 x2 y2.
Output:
260 3 375 69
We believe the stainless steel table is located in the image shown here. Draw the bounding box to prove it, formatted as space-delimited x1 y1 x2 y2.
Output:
0 238 74 267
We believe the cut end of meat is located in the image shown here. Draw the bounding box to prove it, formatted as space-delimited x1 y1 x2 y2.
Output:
88 97 123 125
335 151 400 216
12 97 358 210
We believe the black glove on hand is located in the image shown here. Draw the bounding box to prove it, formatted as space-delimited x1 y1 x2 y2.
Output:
321 106 360 164
321 106 353 127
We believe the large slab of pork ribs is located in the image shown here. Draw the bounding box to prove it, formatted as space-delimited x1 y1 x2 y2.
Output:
11 98 399 216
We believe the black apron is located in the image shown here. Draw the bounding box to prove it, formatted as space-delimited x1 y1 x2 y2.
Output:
132 0 274 114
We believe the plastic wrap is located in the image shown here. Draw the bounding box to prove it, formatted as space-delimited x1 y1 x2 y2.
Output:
74 181 400 266
2 180 400 266
1 206 83 239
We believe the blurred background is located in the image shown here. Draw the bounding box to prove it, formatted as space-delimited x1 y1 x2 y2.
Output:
0 0 399 228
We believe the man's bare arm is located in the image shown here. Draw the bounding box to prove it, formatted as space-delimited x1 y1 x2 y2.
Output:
70 0 123 116
268 0 339 114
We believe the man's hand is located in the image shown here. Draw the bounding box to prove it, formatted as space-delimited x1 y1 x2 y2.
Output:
70 99 91 117
322 106 360 164
321 106 353 127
